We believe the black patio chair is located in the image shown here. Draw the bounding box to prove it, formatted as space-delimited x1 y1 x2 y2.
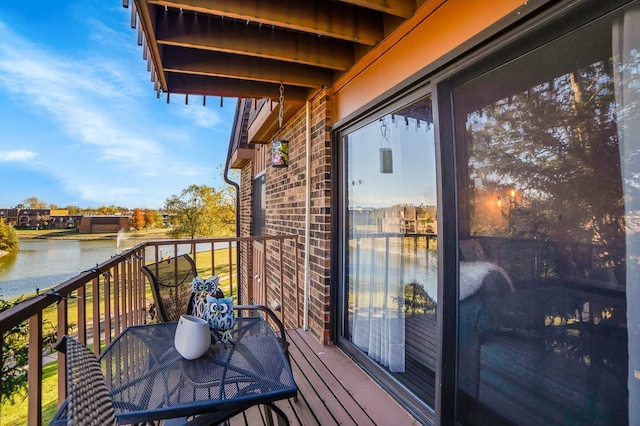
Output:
234 304 291 363
50 336 118 426
142 254 198 322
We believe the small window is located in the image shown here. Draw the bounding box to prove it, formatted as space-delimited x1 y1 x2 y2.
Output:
252 173 266 236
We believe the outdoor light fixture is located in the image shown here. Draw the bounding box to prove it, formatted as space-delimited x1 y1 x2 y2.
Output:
272 139 289 168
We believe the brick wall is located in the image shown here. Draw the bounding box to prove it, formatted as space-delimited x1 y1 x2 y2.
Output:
236 91 332 344
259 91 332 344
78 216 129 233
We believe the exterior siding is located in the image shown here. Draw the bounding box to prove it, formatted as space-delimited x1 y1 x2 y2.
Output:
238 91 332 343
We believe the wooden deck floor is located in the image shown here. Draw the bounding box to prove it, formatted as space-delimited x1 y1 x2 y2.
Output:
229 328 420 426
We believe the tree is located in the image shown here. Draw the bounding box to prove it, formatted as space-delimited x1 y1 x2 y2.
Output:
464 61 624 252
0 299 57 404
164 184 236 239
144 209 156 228
64 205 82 215
153 211 164 227
21 197 47 209
129 208 145 230
0 219 19 253
210 185 237 236
95 205 124 215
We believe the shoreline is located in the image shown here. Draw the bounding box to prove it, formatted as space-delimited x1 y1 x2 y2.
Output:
20 235 117 241
16 229 169 242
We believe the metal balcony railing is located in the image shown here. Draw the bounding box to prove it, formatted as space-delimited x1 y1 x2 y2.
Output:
0 235 299 426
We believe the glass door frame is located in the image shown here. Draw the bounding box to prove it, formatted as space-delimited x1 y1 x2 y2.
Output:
332 82 436 425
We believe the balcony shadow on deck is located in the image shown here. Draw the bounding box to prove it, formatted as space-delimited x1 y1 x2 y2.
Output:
228 328 421 426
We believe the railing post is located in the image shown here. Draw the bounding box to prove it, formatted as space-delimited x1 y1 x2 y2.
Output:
78 286 87 344
279 239 285 327
127 256 133 326
92 276 100 355
210 242 219 278
57 298 68 406
104 270 112 345
27 313 42 426
132 256 139 325
137 253 146 324
141 248 148 324
262 242 268 304
114 262 121 335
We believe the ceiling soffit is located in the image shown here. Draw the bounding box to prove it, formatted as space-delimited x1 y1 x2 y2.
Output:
126 0 418 103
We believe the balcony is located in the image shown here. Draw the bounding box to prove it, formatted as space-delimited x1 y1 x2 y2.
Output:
0 236 416 426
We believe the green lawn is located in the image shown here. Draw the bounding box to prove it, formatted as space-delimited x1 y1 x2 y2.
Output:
15 227 170 240
0 361 58 426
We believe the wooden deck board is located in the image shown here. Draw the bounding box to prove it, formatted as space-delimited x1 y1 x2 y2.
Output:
291 330 374 425
225 328 420 425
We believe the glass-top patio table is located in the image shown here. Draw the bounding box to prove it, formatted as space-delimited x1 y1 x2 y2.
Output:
68 317 296 425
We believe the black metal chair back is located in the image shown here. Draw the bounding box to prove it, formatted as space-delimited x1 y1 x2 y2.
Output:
142 254 198 322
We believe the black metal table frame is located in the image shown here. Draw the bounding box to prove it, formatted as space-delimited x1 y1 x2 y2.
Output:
52 317 297 425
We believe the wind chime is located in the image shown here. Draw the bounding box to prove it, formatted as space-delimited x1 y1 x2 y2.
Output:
272 83 289 168
380 118 393 173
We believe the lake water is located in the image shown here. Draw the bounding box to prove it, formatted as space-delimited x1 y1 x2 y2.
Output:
0 239 123 300
0 239 232 300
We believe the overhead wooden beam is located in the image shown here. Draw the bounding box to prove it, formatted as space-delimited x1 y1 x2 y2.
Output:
162 46 334 88
134 1 168 91
337 0 416 19
145 0 384 45
154 9 354 71
166 72 310 101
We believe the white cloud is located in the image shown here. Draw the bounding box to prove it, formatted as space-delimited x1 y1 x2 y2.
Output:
0 14 230 208
175 103 222 128
0 149 37 162
0 21 163 173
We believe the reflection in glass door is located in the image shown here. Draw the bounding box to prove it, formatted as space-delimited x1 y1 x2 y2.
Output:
450 5 634 424
343 97 437 407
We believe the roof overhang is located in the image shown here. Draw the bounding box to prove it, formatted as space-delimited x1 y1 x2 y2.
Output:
125 0 420 103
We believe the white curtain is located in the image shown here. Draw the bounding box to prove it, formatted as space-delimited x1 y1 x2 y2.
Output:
347 109 436 373
351 236 406 372
613 7 640 425
348 115 407 373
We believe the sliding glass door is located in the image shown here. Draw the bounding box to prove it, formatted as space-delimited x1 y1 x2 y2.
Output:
341 97 438 410
446 2 636 424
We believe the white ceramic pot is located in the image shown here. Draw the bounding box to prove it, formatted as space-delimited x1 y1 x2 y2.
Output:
174 315 211 360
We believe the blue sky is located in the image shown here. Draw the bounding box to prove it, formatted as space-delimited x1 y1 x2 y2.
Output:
0 2 237 210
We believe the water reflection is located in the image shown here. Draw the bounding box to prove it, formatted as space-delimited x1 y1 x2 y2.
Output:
0 239 119 299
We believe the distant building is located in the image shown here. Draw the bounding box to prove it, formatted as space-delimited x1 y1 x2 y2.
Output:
49 210 82 229
78 216 130 234
18 209 49 229
0 208 19 226
380 205 437 235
